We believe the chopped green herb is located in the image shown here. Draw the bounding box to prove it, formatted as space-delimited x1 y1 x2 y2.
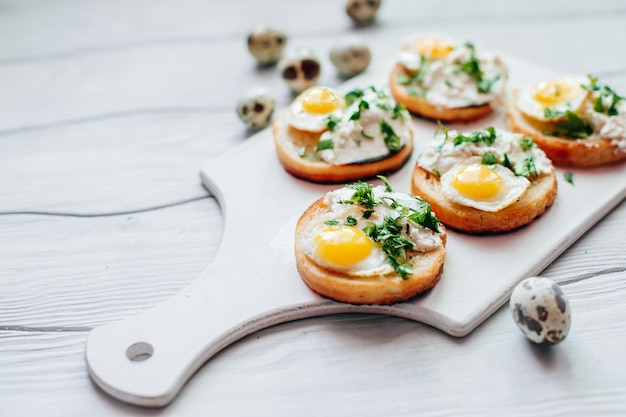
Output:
345 181 378 210
432 167 441 176
481 151 498 165
583 74 624 116
392 103 407 120
344 215 358 226
564 171 574 185
380 120 402 152
396 73 411 85
325 114 341 132
378 175 394 192
477 74 501 94
519 136 534 151
445 79 452 88
515 155 538 178
552 111 593 139
324 219 340 226
502 153 513 170
453 126 498 147
349 100 370 121
407 86 426 98
316 138 334 151
360 129 374 139
345 89 365 106
544 107 565 120
435 121 450 153
298 146 307 158
364 216 416 279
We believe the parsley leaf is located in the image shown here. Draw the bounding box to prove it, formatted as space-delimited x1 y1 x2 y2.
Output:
564 171 574 185
345 181 378 210
477 74 501 94
552 111 593 139
544 107 565 120
392 103 406 120
502 153 513 170
453 126 497 147
344 215 358 226
360 129 374 139
298 146 307 158
378 175 394 192
324 219 340 226
325 114 341 132
349 100 370 121
519 136 534 151
316 138 334 151
380 120 402 152
515 155 538 178
481 151 498 165
364 216 415 279
345 89 365 106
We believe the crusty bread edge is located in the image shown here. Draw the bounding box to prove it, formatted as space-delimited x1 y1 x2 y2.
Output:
506 90 626 167
411 166 558 234
295 198 447 305
272 111 414 183
389 63 493 123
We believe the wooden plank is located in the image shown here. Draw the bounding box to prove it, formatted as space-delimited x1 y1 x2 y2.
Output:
0 198 220 328
2 270 626 415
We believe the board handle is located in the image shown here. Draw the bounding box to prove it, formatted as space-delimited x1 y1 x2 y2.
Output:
85 263 310 408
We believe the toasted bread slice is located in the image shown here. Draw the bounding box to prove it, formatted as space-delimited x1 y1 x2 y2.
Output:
389 64 493 123
272 111 413 183
295 198 447 305
506 90 626 167
411 166 557 234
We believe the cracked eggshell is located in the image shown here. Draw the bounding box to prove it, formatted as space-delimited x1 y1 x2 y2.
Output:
346 0 382 23
236 87 275 131
510 277 571 345
329 41 371 77
247 27 287 65
278 48 321 94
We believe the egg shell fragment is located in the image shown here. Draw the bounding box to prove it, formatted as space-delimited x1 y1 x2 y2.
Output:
247 27 287 65
509 277 571 345
236 87 276 131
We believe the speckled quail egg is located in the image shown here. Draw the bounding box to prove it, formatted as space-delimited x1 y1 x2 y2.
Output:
278 48 321 94
346 0 382 23
236 87 275 130
510 277 571 345
330 41 371 77
247 27 287 65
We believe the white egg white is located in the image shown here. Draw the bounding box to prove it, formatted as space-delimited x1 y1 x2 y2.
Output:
286 86 344 133
440 158 530 212
515 75 589 122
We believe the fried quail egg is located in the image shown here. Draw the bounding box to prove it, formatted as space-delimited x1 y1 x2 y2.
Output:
413 34 454 61
440 157 530 212
510 277 571 345
516 75 589 122
304 222 393 276
287 86 345 132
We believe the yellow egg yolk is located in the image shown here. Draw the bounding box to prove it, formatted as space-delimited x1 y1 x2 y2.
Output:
451 164 503 200
416 37 453 60
314 226 373 267
533 79 585 107
301 88 342 115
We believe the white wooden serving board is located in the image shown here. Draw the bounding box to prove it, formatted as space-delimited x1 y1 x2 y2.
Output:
85 55 626 407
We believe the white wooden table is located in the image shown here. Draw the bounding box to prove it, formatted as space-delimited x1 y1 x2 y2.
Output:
1 1 625 415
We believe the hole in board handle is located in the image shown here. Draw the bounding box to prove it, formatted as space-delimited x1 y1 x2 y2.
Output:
126 342 154 362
